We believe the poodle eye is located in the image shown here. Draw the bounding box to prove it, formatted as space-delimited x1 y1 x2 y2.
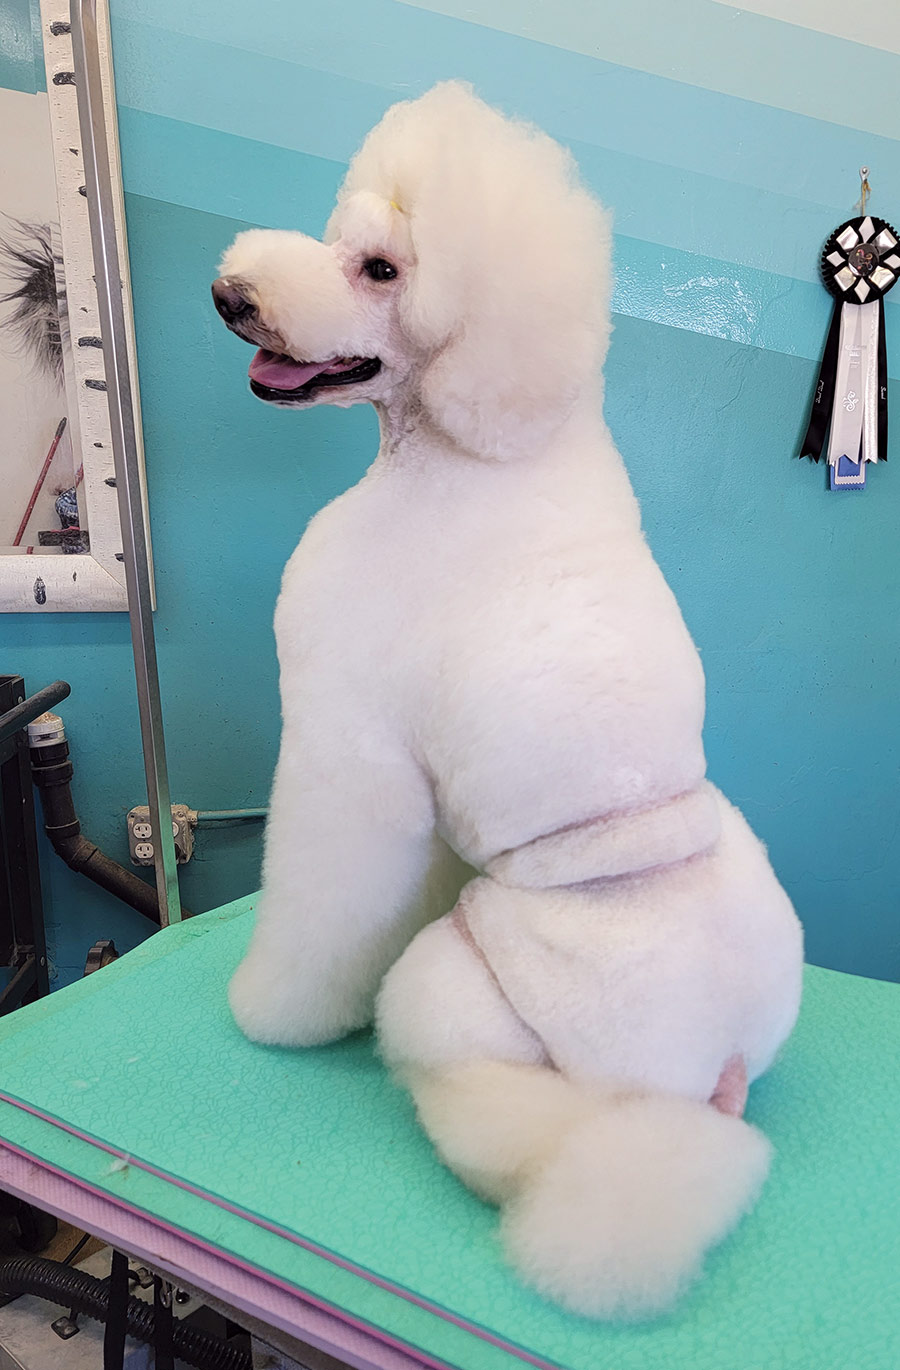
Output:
363 257 398 282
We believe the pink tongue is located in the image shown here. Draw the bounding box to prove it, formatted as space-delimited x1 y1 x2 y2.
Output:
249 349 332 390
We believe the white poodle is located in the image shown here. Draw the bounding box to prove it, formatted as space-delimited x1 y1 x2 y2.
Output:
213 83 803 1320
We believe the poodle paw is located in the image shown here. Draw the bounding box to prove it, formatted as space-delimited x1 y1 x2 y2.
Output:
229 949 368 1046
228 952 307 1046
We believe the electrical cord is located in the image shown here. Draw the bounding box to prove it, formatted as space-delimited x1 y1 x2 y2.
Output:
62 1232 91 1266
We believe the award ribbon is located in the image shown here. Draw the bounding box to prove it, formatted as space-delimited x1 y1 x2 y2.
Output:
800 213 898 490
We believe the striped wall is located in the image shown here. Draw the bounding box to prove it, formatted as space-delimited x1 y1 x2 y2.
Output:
109 0 900 367
4 0 900 983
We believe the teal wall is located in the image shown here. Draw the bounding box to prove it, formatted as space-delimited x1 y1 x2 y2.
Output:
2 0 899 984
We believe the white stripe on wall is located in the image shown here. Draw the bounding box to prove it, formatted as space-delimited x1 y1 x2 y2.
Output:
710 0 900 55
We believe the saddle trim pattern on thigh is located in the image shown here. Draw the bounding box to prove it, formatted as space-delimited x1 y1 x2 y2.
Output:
450 903 558 1070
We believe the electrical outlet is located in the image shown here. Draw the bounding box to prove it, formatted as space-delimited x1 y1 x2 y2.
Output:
127 805 197 865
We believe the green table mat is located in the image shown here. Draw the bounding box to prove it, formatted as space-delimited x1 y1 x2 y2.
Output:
1 895 898 1370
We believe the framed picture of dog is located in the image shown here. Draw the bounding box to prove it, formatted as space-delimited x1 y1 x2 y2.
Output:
0 0 151 612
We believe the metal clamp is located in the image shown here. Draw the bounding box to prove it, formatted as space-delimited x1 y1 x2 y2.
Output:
0 680 70 747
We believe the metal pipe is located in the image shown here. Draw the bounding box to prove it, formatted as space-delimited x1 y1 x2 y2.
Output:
195 809 268 823
0 680 70 746
70 0 181 926
28 714 177 925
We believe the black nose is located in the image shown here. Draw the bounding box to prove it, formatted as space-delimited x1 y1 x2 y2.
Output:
212 279 256 325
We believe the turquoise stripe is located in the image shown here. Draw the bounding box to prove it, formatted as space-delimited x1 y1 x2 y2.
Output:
116 108 343 237
399 0 900 138
0 0 38 92
116 110 900 377
28 0 42 90
110 20 385 161
107 8 900 210
613 238 900 375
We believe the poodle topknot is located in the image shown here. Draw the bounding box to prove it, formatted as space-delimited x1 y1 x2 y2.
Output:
214 82 803 1321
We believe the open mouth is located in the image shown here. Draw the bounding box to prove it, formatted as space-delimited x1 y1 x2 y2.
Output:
247 349 381 401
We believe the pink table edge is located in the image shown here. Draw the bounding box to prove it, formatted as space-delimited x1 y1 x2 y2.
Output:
0 1140 442 1370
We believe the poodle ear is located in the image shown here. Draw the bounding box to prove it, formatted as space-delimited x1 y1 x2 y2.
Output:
397 86 612 460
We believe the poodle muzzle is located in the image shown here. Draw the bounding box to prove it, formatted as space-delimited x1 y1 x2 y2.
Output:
211 277 382 402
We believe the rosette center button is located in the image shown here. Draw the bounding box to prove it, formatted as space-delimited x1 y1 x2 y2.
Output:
848 242 881 277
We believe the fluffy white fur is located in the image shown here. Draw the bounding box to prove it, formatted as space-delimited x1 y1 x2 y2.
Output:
218 83 804 1319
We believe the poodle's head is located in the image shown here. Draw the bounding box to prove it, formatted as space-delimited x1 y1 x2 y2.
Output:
213 83 611 459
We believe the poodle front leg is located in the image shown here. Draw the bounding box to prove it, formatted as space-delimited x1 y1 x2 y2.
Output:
229 723 462 1046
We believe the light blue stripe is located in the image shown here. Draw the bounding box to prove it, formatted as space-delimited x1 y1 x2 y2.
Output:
107 7 900 211
398 0 900 139
572 141 844 288
111 0 900 145
110 20 386 163
115 113 900 378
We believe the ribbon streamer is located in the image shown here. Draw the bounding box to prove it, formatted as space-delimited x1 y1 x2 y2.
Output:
800 214 898 488
827 299 879 467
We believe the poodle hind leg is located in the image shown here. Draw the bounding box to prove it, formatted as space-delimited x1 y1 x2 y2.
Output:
404 1058 771 1319
376 900 552 1201
377 886 772 1320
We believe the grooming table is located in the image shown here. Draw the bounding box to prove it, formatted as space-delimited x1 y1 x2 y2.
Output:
0 895 898 1370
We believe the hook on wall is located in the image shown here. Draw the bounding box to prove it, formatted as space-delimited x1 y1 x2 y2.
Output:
858 166 871 215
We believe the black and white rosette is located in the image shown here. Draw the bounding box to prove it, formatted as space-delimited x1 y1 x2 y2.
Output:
800 214 899 488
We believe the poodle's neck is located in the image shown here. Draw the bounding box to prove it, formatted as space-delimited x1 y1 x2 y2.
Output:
373 392 449 465
372 387 618 478
369 390 640 536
